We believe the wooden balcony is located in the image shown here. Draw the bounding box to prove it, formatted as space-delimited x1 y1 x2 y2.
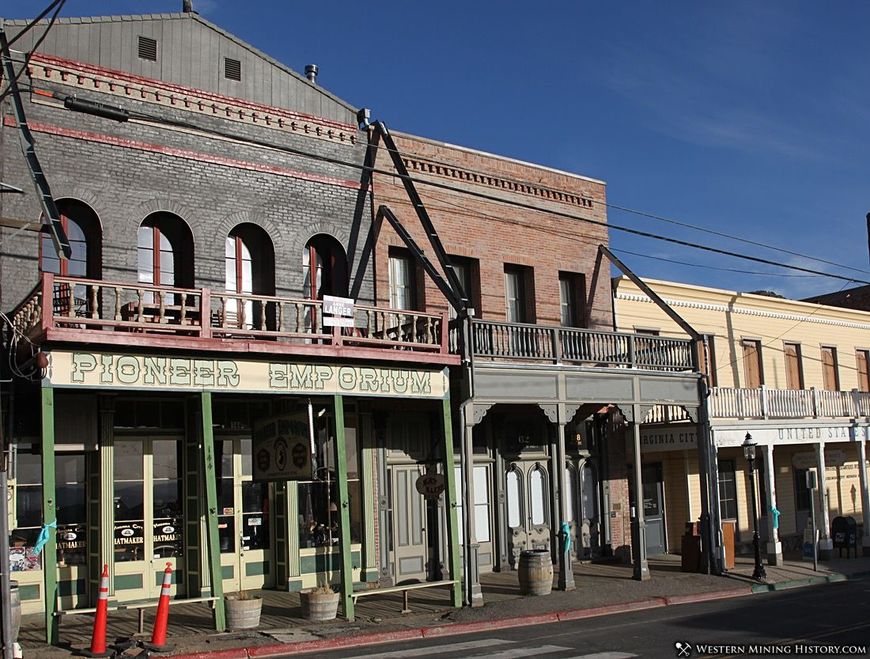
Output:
10 274 456 365
465 319 695 371
709 386 870 420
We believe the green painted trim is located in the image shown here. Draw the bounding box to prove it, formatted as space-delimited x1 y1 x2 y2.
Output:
114 574 144 590
361 417 377 571
363 568 379 583
19 584 40 601
441 397 462 608
333 395 354 621
244 561 268 577
58 579 87 597
299 550 361 574
154 570 183 587
286 579 304 592
221 565 234 580
201 393 226 631
41 386 59 644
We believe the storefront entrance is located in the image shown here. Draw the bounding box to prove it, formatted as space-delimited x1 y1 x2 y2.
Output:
113 437 184 600
216 438 272 593
642 463 666 556
389 464 429 583
504 460 551 567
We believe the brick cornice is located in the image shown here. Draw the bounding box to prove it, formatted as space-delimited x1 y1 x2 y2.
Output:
28 53 358 146
4 116 361 191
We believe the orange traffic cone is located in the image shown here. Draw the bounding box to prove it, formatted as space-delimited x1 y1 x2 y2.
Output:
148 562 173 651
84 564 110 657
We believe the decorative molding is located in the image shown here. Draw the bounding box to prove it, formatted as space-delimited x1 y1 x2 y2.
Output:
538 404 559 424
616 292 870 331
471 403 492 426
29 54 358 147
403 156 596 209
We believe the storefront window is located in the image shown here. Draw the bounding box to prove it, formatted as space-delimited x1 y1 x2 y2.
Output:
114 442 145 562
56 454 86 566
217 440 236 554
240 439 269 551
152 440 183 558
10 445 42 572
297 423 361 547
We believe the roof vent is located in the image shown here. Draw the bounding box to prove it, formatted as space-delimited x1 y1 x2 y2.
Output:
224 57 241 81
138 36 158 62
305 64 318 84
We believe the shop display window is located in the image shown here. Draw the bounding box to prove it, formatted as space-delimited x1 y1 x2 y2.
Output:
56 454 86 566
152 440 183 558
10 444 43 572
114 442 145 562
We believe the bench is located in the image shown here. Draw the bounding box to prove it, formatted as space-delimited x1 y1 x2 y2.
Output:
350 579 456 614
55 596 217 634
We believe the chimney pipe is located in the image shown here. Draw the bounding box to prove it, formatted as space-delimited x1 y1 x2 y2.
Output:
305 64 318 84
182 0 193 12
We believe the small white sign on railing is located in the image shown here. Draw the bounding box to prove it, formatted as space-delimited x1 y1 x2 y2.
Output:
323 295 354 317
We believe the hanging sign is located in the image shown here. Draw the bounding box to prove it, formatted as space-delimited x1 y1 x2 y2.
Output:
323 295 355 327
252 413 313 482
415 472 446 499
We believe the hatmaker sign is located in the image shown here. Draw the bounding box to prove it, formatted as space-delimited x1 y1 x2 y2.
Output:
45 351 447 399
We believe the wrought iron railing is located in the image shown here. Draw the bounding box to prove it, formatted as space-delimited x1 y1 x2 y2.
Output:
10 274 449 355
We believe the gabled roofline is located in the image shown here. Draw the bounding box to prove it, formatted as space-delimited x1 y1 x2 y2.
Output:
1 12 359 114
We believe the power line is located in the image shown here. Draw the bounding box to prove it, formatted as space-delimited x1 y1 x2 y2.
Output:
25 90 870 286
609 247 820 278
0 0 67 104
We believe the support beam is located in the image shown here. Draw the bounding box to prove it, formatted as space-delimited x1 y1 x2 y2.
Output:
460 402 484 606
200 393 226 631
815 443 833 560
630 404 650 581
554 404 575 591
332 395 355 620
440 398 462 608
760 445 782 565
40 386 58 645
857 438 870 557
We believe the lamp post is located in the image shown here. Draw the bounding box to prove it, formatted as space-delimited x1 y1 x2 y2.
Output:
742 433 767 581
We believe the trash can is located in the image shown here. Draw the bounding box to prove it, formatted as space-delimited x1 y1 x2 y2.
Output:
10 580 20 645
681 530 702 573
831 516 858 558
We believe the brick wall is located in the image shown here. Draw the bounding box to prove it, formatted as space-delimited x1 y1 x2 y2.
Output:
369 131 613 330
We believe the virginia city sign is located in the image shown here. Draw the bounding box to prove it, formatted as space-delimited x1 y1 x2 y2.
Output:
46 351 448 399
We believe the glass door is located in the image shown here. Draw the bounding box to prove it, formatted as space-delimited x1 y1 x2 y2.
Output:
504 461 550 568
113 437 183 601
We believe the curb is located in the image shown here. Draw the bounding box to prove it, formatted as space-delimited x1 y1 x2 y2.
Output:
170 573 870 658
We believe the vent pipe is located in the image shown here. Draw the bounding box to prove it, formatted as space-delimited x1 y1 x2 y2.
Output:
305 64 318 84
182 0 193 12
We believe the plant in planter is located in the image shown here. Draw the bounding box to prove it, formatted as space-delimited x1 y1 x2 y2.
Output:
225 590 263 630
299 585 340 622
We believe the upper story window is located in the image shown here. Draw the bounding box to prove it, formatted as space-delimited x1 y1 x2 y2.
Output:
783 342 804 390
303 234 347 300
448 255 479 318
137 213 194 302
389 247 419 311
558 271 586 327
225 224 275 329
39 200 101 279
741 339 764 388
857 350 870 392
504 264 534 323
821 346 840 391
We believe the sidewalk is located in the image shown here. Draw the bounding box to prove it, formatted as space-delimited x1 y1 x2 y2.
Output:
17 552 870 658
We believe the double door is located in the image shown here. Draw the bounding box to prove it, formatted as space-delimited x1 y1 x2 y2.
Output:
113 437 184 600
217 438 273 593
504 461 550 568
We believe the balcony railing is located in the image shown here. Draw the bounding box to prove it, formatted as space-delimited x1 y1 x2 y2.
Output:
10 274 450 358
709 386 870 420
465 319 695 371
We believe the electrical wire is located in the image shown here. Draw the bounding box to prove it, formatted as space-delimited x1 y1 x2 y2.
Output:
0 0 67 104
6 0 64 48
609 247 820 278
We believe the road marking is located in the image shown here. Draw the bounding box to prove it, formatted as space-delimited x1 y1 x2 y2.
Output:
467 645 573 658
564 654 637 659
341 638 513 658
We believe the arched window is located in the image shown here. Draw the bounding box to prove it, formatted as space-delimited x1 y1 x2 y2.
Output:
225 224 275 329
529 465 547 526
302 234 347 300
138 213 194 302
39 200 101 279
506 465 523 529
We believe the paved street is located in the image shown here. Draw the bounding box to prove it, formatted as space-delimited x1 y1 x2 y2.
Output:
296 577 870 658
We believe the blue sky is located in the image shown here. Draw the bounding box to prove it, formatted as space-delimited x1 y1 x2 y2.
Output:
6 1 870 299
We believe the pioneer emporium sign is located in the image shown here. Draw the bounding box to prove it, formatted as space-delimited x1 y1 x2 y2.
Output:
45 351 448 399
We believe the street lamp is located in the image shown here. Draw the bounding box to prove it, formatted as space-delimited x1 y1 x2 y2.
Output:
742 433 767 581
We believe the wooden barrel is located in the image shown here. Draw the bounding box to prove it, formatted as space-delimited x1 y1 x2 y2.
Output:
225 596 262 630
10 581 20 642
301 590 340 621
518 549 553 596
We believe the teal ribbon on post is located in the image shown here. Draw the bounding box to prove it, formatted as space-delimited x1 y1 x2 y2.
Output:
561 521 571 553
33 520 57 555
770 506 781 530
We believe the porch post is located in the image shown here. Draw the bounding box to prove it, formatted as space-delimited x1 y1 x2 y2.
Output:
855 437 870 556
555 403 575 590
332 395 355 620
815 442 833 560
461 402 484 606
630 403 650 581
200 392 226 631
41 386 58 645
440 397 462 607
760 445 782 565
